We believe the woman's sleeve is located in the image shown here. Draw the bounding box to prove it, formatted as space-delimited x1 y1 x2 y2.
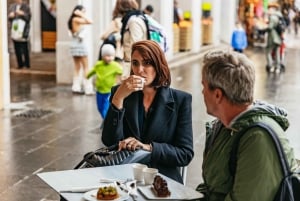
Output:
101 86 125 146
225 128 282 201
151 93 194 167
21 4 31 22
8 5 15 21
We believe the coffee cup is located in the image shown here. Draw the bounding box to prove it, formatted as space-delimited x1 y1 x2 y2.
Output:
132 163 147 182
143 168 158 185
140 77 145 89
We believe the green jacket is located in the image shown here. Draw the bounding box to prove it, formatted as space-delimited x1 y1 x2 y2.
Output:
87 60 122 94
267 12 282 47
200 101 299 201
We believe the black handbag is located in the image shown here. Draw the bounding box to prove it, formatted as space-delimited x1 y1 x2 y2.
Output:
74 144 151 169
230 122 300 201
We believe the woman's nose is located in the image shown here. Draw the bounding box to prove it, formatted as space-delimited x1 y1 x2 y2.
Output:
136 65 144 73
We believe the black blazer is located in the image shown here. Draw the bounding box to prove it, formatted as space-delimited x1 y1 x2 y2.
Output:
102 86 194 183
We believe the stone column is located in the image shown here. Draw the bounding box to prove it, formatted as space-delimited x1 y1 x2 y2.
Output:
211 0 221 45
30 0 41 52
191 0 201 52
0 0 10 109
220 0 236 44
56 0 77 84
159 0 174 60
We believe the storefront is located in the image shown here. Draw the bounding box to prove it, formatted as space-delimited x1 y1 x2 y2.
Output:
237 0 268 45
238 0 295 45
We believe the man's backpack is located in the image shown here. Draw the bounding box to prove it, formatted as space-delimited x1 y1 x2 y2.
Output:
229 122 300 201
121 10 169 52
275 16 287 35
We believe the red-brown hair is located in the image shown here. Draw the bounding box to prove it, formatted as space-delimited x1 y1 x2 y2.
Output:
112 0 139 19
131 40 171 88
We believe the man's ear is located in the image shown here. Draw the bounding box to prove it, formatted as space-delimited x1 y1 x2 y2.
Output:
214 88 224 104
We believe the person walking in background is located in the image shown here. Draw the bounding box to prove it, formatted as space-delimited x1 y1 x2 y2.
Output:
143 4 154 16
8 0 31 69
173 0 183 25
115 0 148 79
196 49 299 201
86 44 123 126
102 40 194 183
67 5 94 95
265 3 283 73
293 9 300 35
231 21 248 53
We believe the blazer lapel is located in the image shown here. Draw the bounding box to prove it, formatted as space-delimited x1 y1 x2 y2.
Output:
123 91 142 139
145 88 175 139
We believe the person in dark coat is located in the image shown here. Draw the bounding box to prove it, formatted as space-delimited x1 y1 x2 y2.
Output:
8 0 31 69
102 40 194 183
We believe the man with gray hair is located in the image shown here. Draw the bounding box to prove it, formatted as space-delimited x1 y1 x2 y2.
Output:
197 50 299 201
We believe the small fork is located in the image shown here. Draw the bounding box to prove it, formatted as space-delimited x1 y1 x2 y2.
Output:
115 180 138 201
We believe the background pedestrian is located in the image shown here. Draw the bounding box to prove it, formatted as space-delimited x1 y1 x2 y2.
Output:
265 3 283 73
86 44 123 127
231 21 248 53
114 0 148 79
8 0 31 69
67 5 94 95
173 0 183 25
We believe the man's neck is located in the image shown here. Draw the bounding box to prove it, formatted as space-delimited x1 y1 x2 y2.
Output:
219 103 251 127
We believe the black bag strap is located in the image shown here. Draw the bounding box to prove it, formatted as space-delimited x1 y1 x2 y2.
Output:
229 122 291 180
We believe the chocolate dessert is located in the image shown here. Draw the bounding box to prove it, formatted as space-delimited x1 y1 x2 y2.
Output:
152 175 171 197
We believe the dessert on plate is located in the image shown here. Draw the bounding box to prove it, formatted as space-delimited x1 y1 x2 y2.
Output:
152 175 171 197
96 185 119 200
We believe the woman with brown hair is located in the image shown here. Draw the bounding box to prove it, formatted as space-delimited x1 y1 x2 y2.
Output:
102 40 194 183
113 0 148 78
67 5 93 94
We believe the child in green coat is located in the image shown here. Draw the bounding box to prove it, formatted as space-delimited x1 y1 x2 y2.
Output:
87 44 123 121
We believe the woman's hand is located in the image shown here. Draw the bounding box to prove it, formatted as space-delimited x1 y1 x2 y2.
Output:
15 10 24 16
112 75 145 109
8 12 15 18
118 137 152 152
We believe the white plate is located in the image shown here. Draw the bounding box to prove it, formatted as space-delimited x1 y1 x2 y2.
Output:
83 189 129 201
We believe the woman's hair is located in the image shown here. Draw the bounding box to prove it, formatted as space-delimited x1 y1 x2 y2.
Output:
202 49 255 105
131 40 171 88
67 5 85 31
112 0 139 19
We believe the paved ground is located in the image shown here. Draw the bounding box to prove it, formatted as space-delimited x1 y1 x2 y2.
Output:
2 32 300 201
9 51 56 75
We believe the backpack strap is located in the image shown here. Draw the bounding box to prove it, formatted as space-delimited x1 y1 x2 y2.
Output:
120 10 150 45
229 122 291 180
